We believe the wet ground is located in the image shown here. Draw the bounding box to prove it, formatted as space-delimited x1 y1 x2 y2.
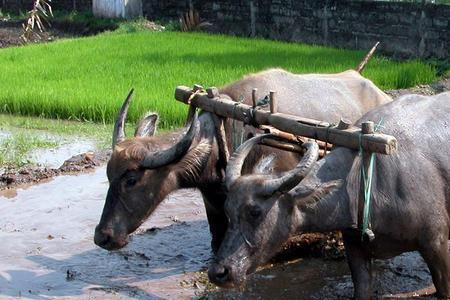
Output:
0 166 442 299
0 167 211 299
30 139 97 169
0 129 109 190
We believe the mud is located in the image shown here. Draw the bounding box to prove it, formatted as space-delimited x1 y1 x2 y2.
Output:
0 167 211 299
209 252 438 300
0 19 114 49
0 166 442 299
0 150 110 190
0 19 164 49
30 140 98 169
0 22 51 48
385 77 450 99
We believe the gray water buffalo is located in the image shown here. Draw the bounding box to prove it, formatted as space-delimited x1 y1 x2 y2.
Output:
94 68 391 252
209 92 450 299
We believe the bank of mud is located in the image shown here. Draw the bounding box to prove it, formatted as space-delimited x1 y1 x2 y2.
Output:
0 150 110 190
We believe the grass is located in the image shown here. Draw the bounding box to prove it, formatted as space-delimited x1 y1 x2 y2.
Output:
0 113 114 148
0 29 437 128
0 132 59 167
0 113 118 167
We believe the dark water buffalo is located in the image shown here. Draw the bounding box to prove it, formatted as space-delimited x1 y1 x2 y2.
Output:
94 68 391 252
209 92 450 299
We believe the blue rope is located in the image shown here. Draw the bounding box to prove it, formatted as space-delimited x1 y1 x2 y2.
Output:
359 119 383 241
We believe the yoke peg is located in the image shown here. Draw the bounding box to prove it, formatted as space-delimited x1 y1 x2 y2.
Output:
269 90 277 113
252 88 257 108
362 121 375 134
207 87 219 98
193 84 204 92
337 118 352 130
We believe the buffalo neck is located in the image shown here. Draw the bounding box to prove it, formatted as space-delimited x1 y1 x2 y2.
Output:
295 147 357 233
179 112 225 189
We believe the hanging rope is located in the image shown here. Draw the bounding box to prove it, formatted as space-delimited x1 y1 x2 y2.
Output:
359 119 384 242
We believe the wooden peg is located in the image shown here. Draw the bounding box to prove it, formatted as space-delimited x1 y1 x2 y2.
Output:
207 87 219 98
337 118 352 130
193 84 203 92
252 88 257 108
269 90 277 113
362 121 375 134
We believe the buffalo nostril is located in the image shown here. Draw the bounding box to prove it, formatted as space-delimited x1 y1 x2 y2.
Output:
216 266 229 281
209 264 231 284
94 227 113 248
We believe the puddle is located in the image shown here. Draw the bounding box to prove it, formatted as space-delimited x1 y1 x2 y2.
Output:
0 130 11 141
0 128 98 169
210 253 436 299
0 167 210 299
30 139 97 168
0 167 440 299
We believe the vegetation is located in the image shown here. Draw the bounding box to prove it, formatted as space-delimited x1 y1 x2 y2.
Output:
0 113 113 147
0 131 58 167
0 113 118 167
0 29 437 128
21 0 53 42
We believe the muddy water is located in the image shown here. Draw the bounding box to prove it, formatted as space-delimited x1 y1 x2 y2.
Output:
0 166 439 299
0 128 98 168
211 253 436 299
0 167 211 299
30 139 97 168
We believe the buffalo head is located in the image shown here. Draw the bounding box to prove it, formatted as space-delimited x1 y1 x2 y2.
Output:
208 134 341 287
94 90 212 250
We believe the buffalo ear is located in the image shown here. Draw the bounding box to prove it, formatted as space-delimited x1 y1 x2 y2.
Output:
252 154 276 175
135 113 158 137
174 139 212 182
293 180 343 211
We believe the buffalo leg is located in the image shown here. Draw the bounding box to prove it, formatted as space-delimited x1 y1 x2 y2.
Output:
343 232 372 300
419 234 450 298
201 189 228 253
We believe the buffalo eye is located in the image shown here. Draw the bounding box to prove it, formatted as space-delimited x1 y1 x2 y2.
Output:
248 206 262 219
125 177 137 188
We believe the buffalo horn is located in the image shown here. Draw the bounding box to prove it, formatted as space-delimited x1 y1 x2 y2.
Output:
112 89 134 149
141 109 198 169
257 142 319 195
226 134 274 190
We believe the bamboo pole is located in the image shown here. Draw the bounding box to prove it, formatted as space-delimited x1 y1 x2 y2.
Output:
175 86 397 155
261 138 329 158
260 125 333 150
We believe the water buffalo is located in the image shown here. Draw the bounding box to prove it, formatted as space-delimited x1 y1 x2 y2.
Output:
94 68 392 252
209 92 450 299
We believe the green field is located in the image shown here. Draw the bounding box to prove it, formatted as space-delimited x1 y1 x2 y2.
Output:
0 30 436 128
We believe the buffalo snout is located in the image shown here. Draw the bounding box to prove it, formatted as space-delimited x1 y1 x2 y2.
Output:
94 225 128 250
208 262 243 288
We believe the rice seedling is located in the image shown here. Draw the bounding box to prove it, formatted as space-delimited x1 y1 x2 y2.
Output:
0 31 437 128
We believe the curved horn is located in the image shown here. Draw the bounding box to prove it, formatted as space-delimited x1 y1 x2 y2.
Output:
112 89 134 149
257 141 319 195
141 109 198 169
226 134 273 190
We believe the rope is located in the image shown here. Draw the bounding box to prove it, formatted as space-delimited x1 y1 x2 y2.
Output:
231 93 271 150
187 88 204 104
359 119 383 242
324 123 336 155
232 95 245 151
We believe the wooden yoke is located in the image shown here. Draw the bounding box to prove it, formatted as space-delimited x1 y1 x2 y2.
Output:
174 86 398 155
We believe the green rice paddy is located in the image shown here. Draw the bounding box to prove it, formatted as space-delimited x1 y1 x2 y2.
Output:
0 30 437 128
